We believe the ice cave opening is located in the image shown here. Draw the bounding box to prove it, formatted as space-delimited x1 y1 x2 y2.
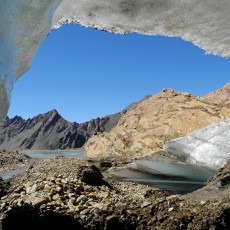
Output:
1 0 230 122
8 25 230 123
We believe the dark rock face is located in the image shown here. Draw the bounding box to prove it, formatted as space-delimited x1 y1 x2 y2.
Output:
77 165 105 186
105 215 124 230
2 205 84 230
0 177 10 198
217 174 230 188
0 110 121 150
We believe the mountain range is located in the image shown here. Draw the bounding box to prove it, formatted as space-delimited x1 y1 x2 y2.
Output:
0 110 120 150
0 83 229 154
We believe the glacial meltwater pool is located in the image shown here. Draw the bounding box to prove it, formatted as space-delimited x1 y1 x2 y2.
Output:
23 149 85 159
109 159 216 194
0 150 85 180
1 150 216 194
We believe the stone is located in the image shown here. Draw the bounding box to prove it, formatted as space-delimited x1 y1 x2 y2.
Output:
56 186 63 193
174 213 186 221
80 209 90 216
52 194 60 201
200 201 207 205
76 195 87 204
120 208 127 217
98 192 109 199
100 162 113 168
141 201 151 208
0 177 9 198
105 215 122 230
61 178 69 184
217 174 230 187
78 165 105 186
43 184 52 192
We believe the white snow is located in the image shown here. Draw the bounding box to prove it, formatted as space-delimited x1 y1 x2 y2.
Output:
1 0 230 120
164 119 230 169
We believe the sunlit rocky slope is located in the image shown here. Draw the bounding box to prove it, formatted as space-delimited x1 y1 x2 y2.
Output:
205 82 230 103
85 84 230 159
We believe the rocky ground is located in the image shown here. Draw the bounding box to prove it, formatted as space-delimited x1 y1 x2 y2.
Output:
205 82 230 103
0 156 229 229
0 149 31 173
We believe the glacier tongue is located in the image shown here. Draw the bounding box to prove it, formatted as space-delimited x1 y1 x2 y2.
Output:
1 0 230 120
164 119 230 169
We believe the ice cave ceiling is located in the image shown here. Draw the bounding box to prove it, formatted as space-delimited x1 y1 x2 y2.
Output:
1 0 230 121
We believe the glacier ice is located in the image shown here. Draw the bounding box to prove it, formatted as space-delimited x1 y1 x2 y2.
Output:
1 0 230 120
53 0 230 58
164 118 230 169
0 0 62 121
129 160 214 181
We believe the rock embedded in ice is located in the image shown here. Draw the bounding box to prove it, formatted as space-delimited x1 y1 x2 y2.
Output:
1 0 230 120
164 118 230 168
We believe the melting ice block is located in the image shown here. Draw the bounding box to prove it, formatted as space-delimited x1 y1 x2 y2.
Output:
164 118 230 169
1 0 230 120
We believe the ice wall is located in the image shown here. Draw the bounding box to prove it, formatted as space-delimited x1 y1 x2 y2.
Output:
53 0 230 58
1 0 230 120
0 0 62 120
164 119 230 168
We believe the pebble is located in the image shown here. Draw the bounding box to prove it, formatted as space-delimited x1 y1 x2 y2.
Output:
141 201 152 208
80 209 90 215
200 200 207 205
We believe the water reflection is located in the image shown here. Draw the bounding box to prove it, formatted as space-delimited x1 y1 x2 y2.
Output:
110 159 216 194
23 150 85 159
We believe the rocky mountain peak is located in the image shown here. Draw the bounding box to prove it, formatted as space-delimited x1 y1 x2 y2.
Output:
30 109 63 125
205 82 230 103
161 88 176 94
10 115 24 123
40 109 61 119
47 109 59 115
0 109 121 150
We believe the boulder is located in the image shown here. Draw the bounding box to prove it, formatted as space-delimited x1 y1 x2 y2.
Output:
77 165 105 186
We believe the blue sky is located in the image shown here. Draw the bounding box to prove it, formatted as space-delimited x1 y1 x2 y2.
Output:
8 25 230 123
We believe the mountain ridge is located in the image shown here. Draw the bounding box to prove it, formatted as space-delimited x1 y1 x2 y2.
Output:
85 84 230 157
1 82 230 153
0 109 121 150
